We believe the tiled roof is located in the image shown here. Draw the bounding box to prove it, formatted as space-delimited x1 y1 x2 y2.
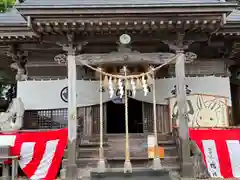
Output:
227 9 240 22
17 0 230 8
0 8 26 26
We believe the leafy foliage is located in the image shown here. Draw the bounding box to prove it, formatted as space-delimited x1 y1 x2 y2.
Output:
0 0 16 13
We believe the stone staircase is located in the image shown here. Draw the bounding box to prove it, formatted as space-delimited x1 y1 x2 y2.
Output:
62 133 180 178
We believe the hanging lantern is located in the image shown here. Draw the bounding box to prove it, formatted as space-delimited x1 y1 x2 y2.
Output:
103 75 109 88
131 78 136 97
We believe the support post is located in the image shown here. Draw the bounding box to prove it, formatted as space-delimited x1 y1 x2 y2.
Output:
123 66 132 173
152 70 162 170
66 46 78 180
175 51 193 177
97 68 106 173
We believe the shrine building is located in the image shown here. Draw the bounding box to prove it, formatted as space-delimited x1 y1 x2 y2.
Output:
0 0 240 179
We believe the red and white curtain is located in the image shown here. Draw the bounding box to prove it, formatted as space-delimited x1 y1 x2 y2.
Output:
190 129 240 178
0 128 240 179
0 128 67 180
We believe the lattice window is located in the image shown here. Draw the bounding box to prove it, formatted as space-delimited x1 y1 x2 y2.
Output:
143 102 153 133
92 104 100 134
23 109 67 129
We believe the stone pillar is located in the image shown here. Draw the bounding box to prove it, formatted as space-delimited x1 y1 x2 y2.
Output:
152 69 162 170
65 45 78 180
175 51 193 177
165 32 195 177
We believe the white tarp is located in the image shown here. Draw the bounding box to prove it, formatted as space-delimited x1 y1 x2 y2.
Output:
17 76 231 110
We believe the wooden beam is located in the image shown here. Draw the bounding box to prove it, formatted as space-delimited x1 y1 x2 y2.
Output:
32 18 221 35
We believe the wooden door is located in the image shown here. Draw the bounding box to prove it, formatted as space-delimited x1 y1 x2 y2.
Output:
156 104 171 134
92 104 100 134
92 103 107 135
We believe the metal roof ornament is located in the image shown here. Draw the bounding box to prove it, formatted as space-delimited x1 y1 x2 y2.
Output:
119 34 131 45
185 52 197 63
54 54 67 64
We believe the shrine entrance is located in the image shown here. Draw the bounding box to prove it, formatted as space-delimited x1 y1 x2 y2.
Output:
106 98 143 134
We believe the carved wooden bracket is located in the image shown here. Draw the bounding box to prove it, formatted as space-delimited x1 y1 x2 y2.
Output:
77 52 176 65
5 45 28 81
77 51 197 65
163 32 194 52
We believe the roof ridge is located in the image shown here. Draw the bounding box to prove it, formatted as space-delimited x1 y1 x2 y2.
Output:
227 9 240 22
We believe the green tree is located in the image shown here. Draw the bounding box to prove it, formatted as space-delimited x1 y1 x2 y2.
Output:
0 0 16 13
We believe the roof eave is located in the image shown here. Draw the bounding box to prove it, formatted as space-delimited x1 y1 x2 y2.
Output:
16 2 238 9
16 6 237 18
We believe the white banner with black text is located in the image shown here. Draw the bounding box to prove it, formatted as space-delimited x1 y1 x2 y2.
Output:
17 76 231 110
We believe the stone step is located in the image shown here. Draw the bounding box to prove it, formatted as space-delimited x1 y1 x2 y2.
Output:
80 133 174 141
64 145 178 159
78 140 175 146
91 168 173 179
78 142 109 147
77 145 177 158
61 167 179 179
107 156 179 168
107 133 174 141
81 135 108 142
78 134 175 147
62 156 179 170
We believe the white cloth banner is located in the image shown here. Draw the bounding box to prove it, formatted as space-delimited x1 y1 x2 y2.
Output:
17 76 231 110
202 140 222 177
